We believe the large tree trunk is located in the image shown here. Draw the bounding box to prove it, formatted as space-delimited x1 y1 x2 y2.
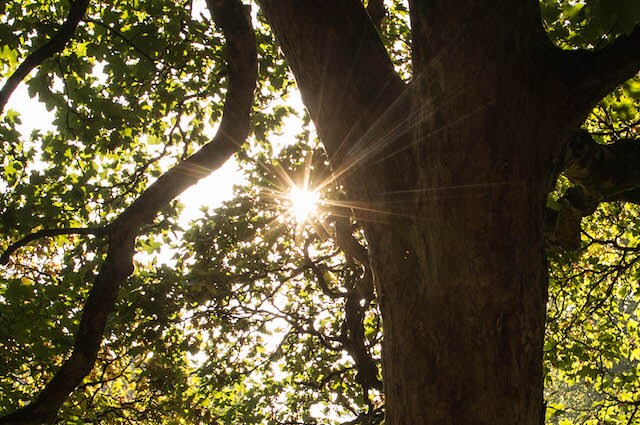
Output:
369 3 556 424
259 1 585 424
368 60 551 421
366 188 548 424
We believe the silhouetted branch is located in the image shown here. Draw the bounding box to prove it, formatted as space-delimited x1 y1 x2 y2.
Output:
0 226 107 265
547 129 640 250
340 406 384 425
366 0 385 30
304 238 346 300
333 216 369 265
564 130 640 203
343 287 381 392
557 25 640 107
0 0 256 423
115 0 257 229
0 0 91 114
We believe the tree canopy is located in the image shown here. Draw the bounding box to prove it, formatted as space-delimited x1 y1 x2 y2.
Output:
1 0 640 424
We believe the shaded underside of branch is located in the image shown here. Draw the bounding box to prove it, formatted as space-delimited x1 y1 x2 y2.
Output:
0 0 91 114
0 0 256 423
564 130 640 203
556 25 640 110
548 130 640 249
366 0 386 30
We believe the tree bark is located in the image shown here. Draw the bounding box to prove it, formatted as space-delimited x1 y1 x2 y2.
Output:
258 1 600 424
384 4 556 422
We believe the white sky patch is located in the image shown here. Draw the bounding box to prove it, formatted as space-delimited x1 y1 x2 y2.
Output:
191 0 210 20
7 83 55 135
178 156 241 225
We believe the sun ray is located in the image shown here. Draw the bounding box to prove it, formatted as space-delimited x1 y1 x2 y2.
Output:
315 79 475 194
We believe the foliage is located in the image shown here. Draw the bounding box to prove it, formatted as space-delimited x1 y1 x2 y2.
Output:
542 0 640 48
0 0 640 424
544 79 640 424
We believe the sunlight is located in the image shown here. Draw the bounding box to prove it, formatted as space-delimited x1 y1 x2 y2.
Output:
289 186 319 222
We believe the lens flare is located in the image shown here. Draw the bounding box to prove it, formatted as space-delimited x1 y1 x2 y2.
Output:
289 186 319 222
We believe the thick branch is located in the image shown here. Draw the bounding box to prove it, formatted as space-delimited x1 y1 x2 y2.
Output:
556 25 640 108
328 216 379 391
548 130 640 250
366 0 386 30
0 230 136 425
333 216 369 266
341 407 384 425
564 130 640 203
0 0 90 114
257 0 409 195
344 287 382 392
0 227 107 265
115 0 257 229
304 237 345 300
0 1 256 423
545 188 598 251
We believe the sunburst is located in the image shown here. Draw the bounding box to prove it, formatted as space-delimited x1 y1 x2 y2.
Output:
288 185 320 222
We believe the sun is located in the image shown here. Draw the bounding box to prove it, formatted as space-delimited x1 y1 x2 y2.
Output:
289 186 319 222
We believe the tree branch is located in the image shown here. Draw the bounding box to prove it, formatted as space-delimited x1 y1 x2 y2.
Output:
114 0 257 229
564 129 640 202
547 129 640 250
0 229 136 425
0 227 107 265
332 216 369 266
0 0 256 422
343 287 382 391
365 0 386 30
0 0 91 114
556 25 640 108
325 215 380 391
257 0 409 196
84 18 157 64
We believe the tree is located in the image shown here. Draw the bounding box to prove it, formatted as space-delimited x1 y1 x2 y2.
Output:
1 0 640 424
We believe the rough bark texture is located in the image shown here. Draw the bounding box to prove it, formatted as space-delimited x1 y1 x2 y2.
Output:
258 1 640 424
387 3 555 423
